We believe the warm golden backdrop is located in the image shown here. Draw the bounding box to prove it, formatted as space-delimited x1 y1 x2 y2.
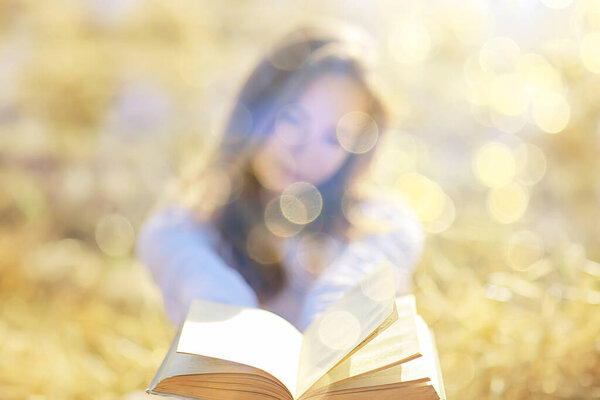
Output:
1 0 599 399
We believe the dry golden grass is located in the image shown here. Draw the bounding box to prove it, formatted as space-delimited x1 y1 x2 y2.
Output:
1 1 599 399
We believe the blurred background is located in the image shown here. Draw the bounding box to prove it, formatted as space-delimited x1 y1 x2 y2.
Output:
1 0 599 399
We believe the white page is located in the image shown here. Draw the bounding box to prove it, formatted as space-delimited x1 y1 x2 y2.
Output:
176 299 303 395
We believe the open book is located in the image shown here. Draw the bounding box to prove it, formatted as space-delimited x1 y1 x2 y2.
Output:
147 263 445 400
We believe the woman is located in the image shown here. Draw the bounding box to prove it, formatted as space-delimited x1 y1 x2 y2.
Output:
136 21 424 331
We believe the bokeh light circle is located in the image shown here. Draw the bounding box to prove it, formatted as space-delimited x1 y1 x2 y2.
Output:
473 142 516 188
490 73 529 116
487 183 529 224
318 310 361 350
336 111 379 154
280 182 323 225
479 37 520 74
580 32 600 74
95 213 135 257
531 92 570 134
360 262 394 302
368 130 417 187
514 143 547 186
396 172 446 223
264 197 304 238
424 193 456 234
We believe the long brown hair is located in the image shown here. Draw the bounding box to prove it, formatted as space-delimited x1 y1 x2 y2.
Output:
170 22 388 302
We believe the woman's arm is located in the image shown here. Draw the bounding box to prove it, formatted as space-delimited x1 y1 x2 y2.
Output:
135 204 259 326
298 199 424 331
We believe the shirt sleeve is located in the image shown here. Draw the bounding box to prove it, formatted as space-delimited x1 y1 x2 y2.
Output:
298 198 424 331
135 204 259 326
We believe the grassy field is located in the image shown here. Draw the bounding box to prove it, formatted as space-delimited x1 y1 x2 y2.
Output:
1 1 599 398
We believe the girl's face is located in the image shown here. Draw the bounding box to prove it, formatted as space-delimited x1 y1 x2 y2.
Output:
251 73 371 193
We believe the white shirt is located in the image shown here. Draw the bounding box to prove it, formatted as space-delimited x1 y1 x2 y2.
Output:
135 198 424 331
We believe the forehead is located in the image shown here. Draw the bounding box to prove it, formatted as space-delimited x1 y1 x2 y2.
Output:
293 73 371 122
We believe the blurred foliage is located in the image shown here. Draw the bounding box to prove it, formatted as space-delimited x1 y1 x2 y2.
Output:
0 0 599 399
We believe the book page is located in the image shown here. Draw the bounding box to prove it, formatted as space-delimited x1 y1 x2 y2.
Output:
150 329 240 392
346 316 436 388
416 316 445 400
176 299 303 396
148 329 180 391
303 381 439 400
149 330 290 399
307 295 422 392
312 315 442 397
296 262 397 398
150 330 259 387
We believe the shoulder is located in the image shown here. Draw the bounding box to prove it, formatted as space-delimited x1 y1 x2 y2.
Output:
136 202 220 250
